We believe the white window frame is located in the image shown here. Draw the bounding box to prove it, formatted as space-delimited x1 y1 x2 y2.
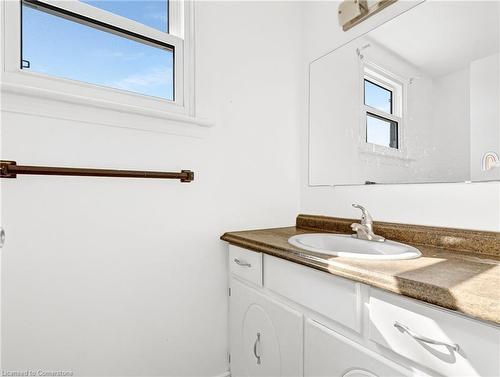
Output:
359 60 408 160
1 0 196 118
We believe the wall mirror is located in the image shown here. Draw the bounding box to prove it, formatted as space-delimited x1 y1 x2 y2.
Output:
309 1 500 186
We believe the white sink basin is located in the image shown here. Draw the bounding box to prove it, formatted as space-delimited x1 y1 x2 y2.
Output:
288 233 421 260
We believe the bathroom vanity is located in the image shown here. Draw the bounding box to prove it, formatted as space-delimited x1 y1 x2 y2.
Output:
221 215 500 377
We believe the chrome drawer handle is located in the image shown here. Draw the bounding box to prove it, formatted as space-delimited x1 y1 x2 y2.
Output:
234 258 251 268
394 322 460 352
253 332 261 365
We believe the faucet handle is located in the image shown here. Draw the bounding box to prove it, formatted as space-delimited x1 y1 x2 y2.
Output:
352 204 373 225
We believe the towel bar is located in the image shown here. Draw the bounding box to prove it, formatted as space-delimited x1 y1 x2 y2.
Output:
0 160 194 182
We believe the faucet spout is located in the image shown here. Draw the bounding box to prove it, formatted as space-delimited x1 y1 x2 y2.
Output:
352 204 373 226
351 204 385 242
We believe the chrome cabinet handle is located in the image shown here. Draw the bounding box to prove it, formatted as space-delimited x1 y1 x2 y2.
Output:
234 258 251 267
394 322 460 352
253 332 261 365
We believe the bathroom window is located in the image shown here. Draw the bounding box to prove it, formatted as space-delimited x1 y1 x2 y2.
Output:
20 0 180 101
362 65 403 150
3 0 193 116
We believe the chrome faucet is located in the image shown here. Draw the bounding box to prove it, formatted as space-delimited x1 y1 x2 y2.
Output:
351 204 385 242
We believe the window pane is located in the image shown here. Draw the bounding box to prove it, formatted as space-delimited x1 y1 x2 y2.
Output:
22 5 174 101
80 1 168 32
364 79 392 114
366 113 398 149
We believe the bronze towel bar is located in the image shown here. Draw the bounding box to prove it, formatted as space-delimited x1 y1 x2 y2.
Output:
0 160 194 182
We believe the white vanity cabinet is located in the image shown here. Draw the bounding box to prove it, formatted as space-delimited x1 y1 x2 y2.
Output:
229 278 303 377
227 245 500 377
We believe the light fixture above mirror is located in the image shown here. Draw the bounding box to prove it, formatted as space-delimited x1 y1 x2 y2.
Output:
338 0 397 31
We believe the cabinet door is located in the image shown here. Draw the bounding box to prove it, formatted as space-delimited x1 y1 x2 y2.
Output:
230 278 303 377
305 319 410 377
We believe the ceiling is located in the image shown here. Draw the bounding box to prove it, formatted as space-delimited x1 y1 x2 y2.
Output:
368 1 499 77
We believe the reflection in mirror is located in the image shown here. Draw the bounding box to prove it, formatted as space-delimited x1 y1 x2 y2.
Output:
309 1 500 186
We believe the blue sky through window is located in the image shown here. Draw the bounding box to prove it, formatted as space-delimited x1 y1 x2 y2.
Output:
366 115 392 148
364 79 392 114
21 2 173 100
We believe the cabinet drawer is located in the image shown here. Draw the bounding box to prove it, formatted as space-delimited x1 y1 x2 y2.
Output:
305 319 410 377
264 255 361 333
229 246 263 286
369 288 500 377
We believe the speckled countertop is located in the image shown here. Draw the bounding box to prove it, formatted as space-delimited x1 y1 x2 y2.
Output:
221 215 500 325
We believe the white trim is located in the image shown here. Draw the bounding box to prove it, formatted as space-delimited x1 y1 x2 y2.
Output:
183 0 196 117
169 0 184 39
364 105 401 124
1 82 212 128
212 372 231 377
3 0 21 75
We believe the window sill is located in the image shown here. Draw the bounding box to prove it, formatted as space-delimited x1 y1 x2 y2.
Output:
1 81 213 129
359 144 414 162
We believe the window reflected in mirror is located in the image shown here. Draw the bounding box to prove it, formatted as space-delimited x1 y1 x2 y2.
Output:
366 113 398 149
364 79 392 114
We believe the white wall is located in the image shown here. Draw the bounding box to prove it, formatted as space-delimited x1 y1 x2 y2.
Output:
309 41 362 185
0 1 302 375
301 0 500 231
429 67 470 181
470 53 500 181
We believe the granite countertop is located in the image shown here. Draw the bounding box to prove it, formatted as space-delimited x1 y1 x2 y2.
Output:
221 216 500 325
